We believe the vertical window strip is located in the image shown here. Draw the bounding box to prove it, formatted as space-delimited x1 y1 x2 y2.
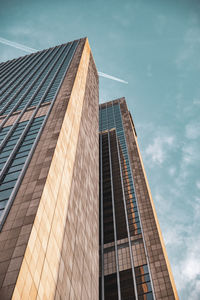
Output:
42 41 78 104
0 56 25 78
0 44 69 151
109 103 139 300
106 107 121 300
0 46 58 114
0 40 79 230
14 44 69 111
112 104 141 234
0 116 45 218
0 50 44 98
0 48 50 110
0 52 34 89
1 43 71 115
99 107 105 300
113 103 155 299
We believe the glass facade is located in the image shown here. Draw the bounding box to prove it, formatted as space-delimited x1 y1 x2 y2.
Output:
99 102 154 300
0 39 79 228
0 117 45 216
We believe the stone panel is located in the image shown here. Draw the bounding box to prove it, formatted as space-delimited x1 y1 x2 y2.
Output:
0 38 87 299
11 38 99 299
54 53 99 300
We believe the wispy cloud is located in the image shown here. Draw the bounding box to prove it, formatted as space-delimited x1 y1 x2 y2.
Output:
182 143 199 165
168 166 176 176
145 135 175 165
185 121 200 139
196 181 200 190
175 17 200 70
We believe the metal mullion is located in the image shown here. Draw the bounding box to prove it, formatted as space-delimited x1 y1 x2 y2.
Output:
0 42 74 180
0 51 42 93
106 106 121 300
0 40 79 231
0 53 44 105
0 48 50 109
0 47 56 114
0 56 24 76
0 45 67 151
111 102 139 300
0 55 27 80
99 108 105 300
117 104 156 300
0 60 11 72
0 53 34 88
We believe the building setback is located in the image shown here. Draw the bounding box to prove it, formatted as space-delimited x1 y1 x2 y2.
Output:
0 37 178 300
0 38 99 299
99 99 178 300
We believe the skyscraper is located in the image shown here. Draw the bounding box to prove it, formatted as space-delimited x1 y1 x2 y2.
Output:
99 99 178 300
0 38 178 300
0 38 99 299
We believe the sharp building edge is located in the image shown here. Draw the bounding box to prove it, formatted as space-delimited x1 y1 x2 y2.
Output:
0 38 178 299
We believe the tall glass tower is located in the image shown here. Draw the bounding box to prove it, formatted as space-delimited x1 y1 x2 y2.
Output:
99 98 178 300
0 38 178 300
0 38 99 299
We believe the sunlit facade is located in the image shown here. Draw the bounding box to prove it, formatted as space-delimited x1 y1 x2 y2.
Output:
0 37 99 299
0 37 178 300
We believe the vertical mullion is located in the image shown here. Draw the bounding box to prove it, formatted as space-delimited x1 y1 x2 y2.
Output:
0 47 58 115
0 48 53 111
0 42 75 181
0 50 47 107
111 102 139 300
106 104 121 300
0 40 79 231
0 53 34 88
117 103 156 300
99 107 105 299
0 51 42 95
0 56 25 78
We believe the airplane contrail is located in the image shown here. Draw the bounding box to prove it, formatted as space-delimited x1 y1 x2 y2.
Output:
0 37 128 84
0 37 37 53
98 71 128 84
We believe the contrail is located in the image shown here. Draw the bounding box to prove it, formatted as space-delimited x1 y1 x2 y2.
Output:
0 37 128 84
98 72 128 84
0 37 37 53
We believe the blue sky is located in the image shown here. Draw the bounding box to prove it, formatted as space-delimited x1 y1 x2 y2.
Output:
1 0 200 298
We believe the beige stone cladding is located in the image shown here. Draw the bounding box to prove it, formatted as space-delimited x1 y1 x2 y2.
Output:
117 98 178 300
0 38 99 299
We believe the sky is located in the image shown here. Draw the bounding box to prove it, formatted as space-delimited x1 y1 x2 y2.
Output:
0 0 200 298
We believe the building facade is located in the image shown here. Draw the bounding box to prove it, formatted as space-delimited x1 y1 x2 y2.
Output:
0 38 178 300
0 38 99 299
99 99 178 300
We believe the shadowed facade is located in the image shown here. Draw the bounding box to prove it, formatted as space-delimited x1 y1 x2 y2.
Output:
99 98 178 300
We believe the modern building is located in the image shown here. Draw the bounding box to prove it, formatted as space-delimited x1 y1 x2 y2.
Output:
0 38 178 299
0 37 99 299
99 99 178 300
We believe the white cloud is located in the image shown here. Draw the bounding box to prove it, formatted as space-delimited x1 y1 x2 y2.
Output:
175 23 200 70
182 143 199 165
196 181 200 190
193 99 200 106
168 166 176 176
145 135 175 165
185 122 200 139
